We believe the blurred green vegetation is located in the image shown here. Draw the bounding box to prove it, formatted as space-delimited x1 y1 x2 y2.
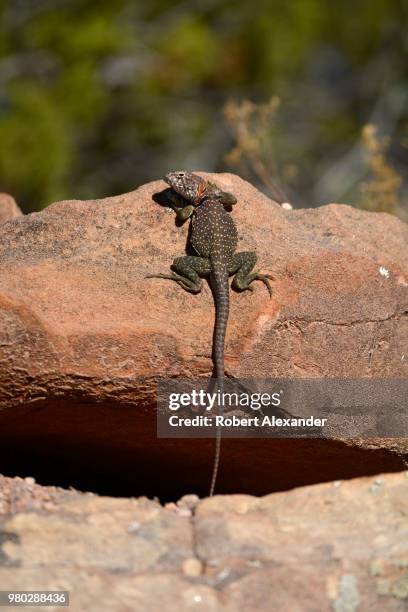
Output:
0 0 406 214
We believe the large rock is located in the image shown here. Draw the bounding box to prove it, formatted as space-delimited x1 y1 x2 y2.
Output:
0 472 407 611
0 174 407 498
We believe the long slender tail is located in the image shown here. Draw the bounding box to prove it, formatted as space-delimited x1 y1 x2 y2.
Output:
209 263 229 497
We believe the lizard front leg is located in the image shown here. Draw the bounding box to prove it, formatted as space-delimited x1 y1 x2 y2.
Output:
229 251 273 296
146 255 211 293
166 192 195 222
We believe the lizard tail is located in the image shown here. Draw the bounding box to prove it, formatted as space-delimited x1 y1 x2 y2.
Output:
209 264 229 497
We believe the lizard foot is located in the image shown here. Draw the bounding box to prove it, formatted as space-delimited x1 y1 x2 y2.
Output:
145 273 201 294
255 274 274 297
232 273 273 297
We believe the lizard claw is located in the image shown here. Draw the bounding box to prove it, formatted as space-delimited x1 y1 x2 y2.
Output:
257 275 273 297
146 273 201 294
145 273 170 279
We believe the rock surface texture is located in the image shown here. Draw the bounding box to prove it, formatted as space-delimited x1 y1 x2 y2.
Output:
0 174 407 498
0 472 407 611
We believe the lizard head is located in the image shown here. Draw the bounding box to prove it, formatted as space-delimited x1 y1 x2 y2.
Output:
164 171 209 205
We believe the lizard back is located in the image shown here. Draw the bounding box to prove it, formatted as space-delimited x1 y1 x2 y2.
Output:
191 199 238 261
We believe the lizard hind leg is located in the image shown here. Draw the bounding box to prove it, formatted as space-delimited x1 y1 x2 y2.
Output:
230 251 274 297
146 255 211 294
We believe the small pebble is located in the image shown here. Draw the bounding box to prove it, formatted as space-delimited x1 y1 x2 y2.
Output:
369 479 384 495
246 559 262 568
217 568 231 581
182 558 203 577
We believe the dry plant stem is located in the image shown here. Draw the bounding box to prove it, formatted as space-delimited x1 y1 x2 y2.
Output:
360 123 402 215
246 150 288 203
224 98 289 204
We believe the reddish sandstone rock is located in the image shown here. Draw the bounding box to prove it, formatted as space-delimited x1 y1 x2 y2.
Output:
0 472 407 611
0 173 407 390
0 174 407 498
